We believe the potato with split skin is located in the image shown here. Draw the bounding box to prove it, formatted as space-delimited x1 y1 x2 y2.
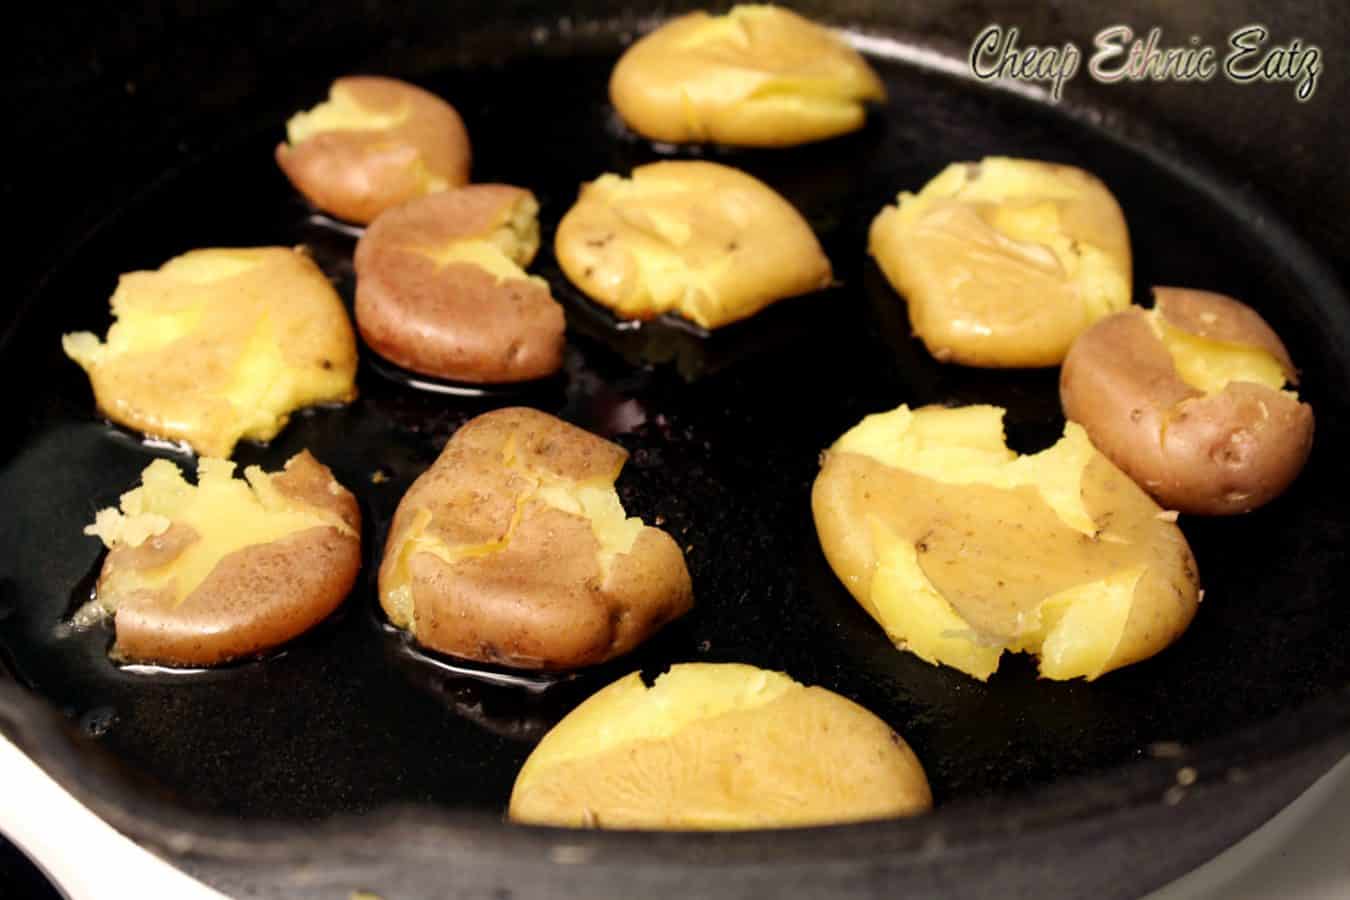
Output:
869 156 1132 368
61 247 358 458
812 404 1200 682
276 76 471 225
509 663 932 829
355 185 565 383
609 5 886 147
83 452 361 667
379 407 692 669
555 160 832 330
1061 287 1314 515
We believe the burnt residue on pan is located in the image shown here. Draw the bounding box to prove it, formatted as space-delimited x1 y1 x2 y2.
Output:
2 43 1350 833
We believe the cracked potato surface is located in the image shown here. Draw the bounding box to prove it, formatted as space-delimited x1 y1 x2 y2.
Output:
812 404 1200 681
509 663 931 829
379 407 692 669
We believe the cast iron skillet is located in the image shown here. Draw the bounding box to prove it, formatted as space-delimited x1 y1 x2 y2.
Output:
4 3 1350 898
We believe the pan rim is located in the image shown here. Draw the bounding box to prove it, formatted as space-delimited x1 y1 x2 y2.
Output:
3 11 1350 887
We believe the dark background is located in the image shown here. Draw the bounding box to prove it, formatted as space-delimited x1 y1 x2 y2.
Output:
8 1 1348 314
0 838 60 900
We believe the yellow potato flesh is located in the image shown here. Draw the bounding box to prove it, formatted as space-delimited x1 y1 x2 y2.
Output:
509 663 931 829
868 157 1131 367
423 242 541 286
408 193 546 288
610 5 885 146
554 160 831 329
283 83 450 196
62 248 358 458
86 458 353 610
1148 310 1288 396
286 82 410 143
380 429 644 634
813 405 1198 681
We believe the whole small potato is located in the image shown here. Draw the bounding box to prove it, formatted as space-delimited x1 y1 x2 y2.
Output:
354 185 565 383
812 404 1200 681
378 407 692 669
1061 287 1314 515
276 76 471 225
83 452 361 667
555 160 832 329
869 157 1132 368
61 247 358 458
509 663 932 829
609 5 886 147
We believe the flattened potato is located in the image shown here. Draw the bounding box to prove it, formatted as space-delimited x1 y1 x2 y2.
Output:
509 663 931 829
354 185 565 383
812 404 1199 681
610 5 885 147
555 160 832 329
62 247 358 458
378 407 692 669
869 157 1132 367
84 452 360 666
1061 287 1314 515
276 76 471 225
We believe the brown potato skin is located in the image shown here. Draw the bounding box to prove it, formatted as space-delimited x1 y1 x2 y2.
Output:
275 76 471 225
100 452 362 666
379 408 693 669
812 423 1200 680
1061 288 1314 515
354 186 565 383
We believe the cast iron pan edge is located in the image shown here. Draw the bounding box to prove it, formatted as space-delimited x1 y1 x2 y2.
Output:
4 11 1350 900
2 677 1349 898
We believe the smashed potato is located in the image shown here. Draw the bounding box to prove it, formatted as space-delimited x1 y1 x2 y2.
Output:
354 185 565 383
62 247 358 458
84 452 360 666
812 404 1199 681
1062 287 1314 515
276 76 471 225
555 160 832 329
869 157 1132 367
609 5 886 147
509 663 931 829
378 407 692 669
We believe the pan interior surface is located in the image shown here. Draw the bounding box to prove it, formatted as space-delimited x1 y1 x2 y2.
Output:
2 32 1349 835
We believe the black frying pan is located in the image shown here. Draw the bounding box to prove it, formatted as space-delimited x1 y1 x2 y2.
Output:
4 3 1350 898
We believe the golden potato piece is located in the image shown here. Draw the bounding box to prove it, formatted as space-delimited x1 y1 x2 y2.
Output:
812 404 1199 681
1061 287 1313 515
555 160 832 329
378 407 692 669
62 247 358 458
609 5 885 147
509 663 931 829
354 185 565 383
84 451 361 666
276 76 471 225
869 157 1132 367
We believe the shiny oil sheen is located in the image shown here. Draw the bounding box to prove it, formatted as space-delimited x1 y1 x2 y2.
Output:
2 48 1350 828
